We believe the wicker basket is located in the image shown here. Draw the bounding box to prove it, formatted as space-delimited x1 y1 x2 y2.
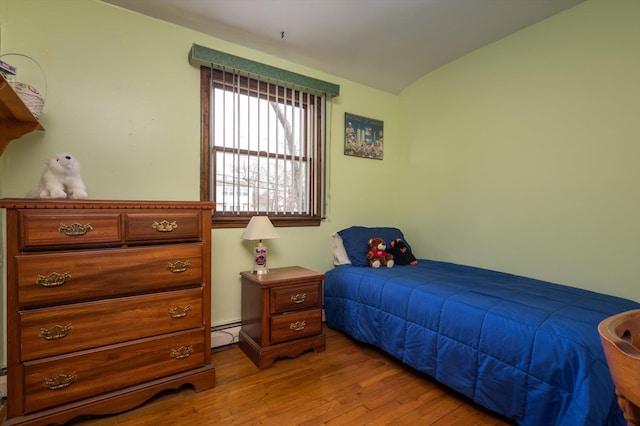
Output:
10 81 44 119
0 53 46 119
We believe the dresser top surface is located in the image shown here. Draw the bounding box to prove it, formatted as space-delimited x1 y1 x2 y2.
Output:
0 198 216 210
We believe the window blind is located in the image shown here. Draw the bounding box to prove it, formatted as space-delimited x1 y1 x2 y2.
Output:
208 67 325 217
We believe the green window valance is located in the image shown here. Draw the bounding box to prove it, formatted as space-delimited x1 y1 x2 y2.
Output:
188 43 340 97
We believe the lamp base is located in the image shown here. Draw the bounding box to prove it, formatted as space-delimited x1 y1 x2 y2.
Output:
252 240 269 274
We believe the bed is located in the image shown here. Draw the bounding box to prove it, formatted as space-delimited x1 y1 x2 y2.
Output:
324 226 640 426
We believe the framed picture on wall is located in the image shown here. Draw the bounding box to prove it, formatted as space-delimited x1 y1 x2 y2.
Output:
344 113 384 160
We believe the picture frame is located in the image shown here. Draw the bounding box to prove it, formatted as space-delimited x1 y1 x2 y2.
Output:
344 112 384 160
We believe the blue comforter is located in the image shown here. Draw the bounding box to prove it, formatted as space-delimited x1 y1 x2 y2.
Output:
324 260 640 425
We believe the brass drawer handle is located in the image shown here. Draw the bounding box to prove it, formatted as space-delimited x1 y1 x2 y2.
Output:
59 222 93 236
167 260 191 273
152 220 178 232
171 345 194 360
39 324 73 340
168 305 191 319
44 372 77 390
290 293 307 304
290 320 306 331
36 272 71 287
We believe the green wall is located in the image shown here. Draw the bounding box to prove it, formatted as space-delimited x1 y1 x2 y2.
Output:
400 0 640 301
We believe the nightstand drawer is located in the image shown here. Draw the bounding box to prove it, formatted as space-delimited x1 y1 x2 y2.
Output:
270 309 322 344
17 243 203 307
270 283 321 314
124 211 202 243
20 211 122 249
20 287 204 361
23 329 206 414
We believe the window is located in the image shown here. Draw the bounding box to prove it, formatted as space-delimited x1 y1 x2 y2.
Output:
200 67 327 228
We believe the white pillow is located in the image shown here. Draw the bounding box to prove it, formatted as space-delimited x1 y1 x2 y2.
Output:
331 232 352 266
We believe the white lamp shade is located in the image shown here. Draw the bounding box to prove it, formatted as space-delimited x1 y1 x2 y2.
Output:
240 216 280 241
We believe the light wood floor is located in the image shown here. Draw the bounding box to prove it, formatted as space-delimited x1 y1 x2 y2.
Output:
69 327 514 425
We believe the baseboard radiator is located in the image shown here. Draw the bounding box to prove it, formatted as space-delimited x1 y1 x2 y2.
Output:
210 322 241 349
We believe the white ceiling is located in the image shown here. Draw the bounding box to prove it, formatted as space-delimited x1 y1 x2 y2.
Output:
102 0 585 94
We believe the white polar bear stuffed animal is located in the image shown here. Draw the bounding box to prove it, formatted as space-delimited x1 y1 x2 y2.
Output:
27 153 88 199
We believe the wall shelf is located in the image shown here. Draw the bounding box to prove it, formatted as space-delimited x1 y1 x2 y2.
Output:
0 73 44 156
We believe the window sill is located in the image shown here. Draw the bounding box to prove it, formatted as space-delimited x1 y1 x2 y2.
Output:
211 215 321 229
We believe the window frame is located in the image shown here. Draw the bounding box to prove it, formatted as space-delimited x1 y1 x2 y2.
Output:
200 66 324 228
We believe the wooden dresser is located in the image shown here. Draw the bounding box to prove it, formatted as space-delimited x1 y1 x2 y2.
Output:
0 199 216 426
239 266 326 369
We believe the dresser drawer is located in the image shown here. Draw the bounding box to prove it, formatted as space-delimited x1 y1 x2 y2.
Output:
20 211 122 249
17 243 203 307
20 287 204 361
270 282 322 314
23 329 207 414
124 211 202 243
270 309 322 344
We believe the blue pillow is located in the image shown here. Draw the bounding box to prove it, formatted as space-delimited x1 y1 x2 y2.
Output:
338 226 411 267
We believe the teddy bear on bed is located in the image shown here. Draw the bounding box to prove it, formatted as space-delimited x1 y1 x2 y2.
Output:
388 238 417 266
27 152 88 199
367 237 394 268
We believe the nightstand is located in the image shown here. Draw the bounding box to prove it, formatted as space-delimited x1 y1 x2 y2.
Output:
239 266 326 369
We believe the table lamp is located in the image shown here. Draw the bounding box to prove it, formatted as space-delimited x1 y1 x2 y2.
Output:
241 216 280 274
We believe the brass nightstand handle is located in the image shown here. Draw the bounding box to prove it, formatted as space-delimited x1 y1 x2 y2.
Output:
290 320 306 331
39 324 73 340
171 345 194 360
168 305 191 319
167 260 190 273
44 372 77 390
59 222 93 236
152 220 178 232
291 293 307 304
36 272 71 287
